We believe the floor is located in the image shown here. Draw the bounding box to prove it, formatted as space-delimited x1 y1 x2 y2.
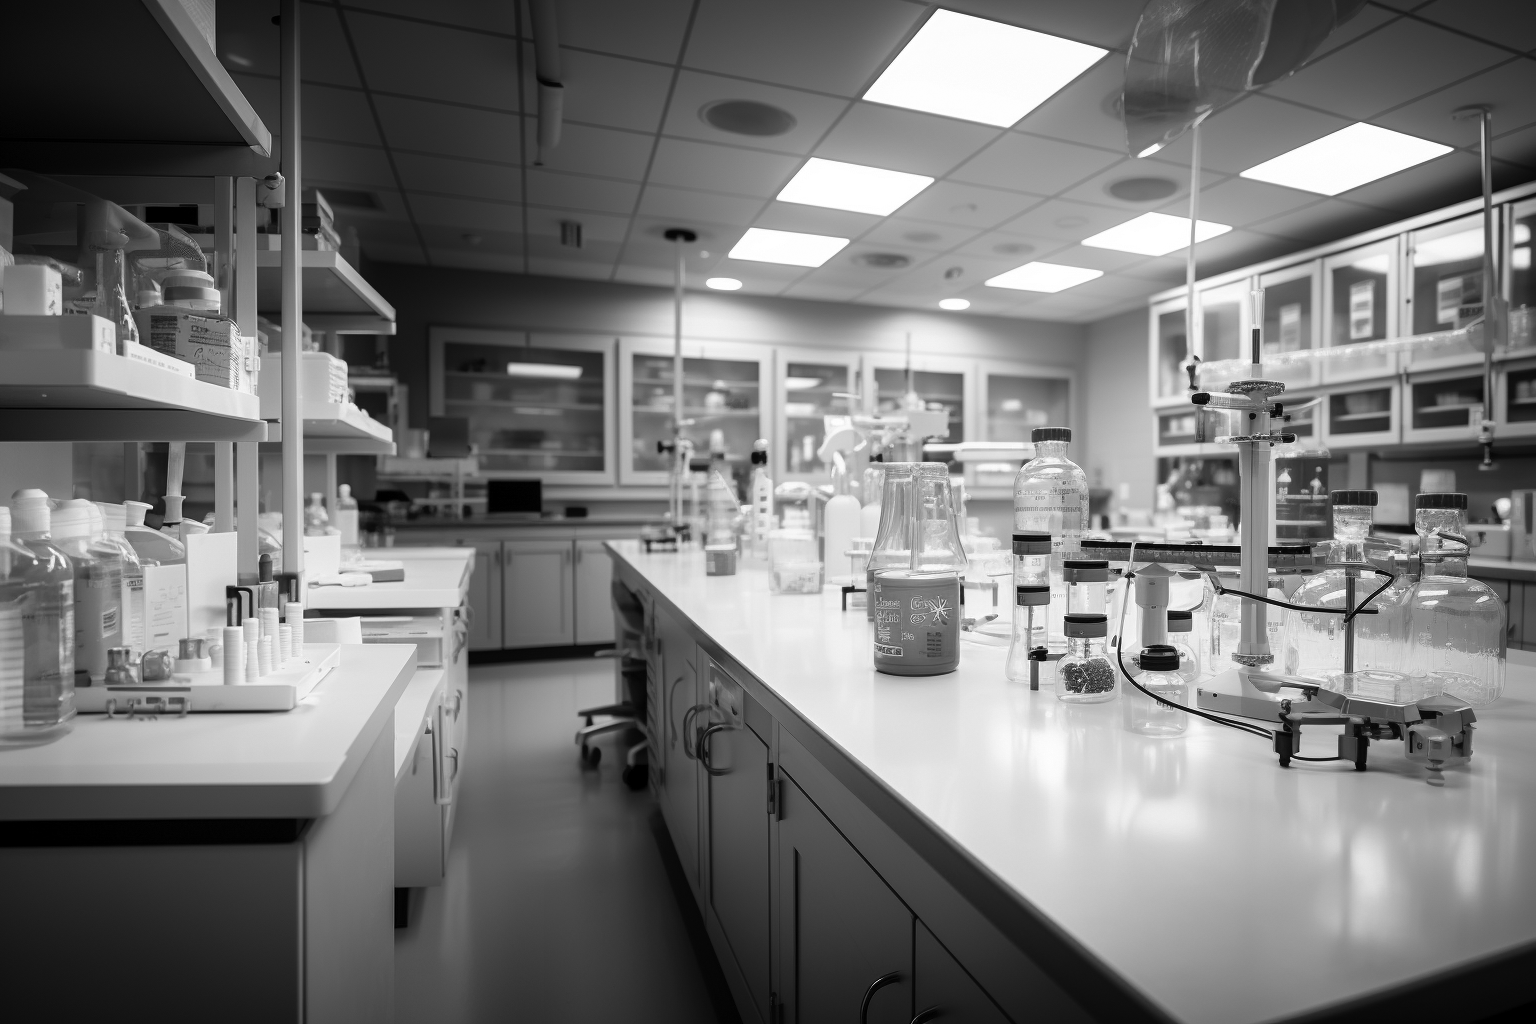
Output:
394 657 739 1023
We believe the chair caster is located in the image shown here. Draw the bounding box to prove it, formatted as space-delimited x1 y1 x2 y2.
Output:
621 764 647 790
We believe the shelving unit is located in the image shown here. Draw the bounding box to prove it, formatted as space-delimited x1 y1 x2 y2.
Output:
266 403 396 455
256 250 397 335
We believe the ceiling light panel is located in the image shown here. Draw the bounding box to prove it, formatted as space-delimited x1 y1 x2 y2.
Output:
706 277 743 290
939 298 971 310
863 10 1107 127
1081 212 1232 256
985 262 1103 292
1239 123 1452 196
506 363 583 379
728 227 850 267
777 158 934 216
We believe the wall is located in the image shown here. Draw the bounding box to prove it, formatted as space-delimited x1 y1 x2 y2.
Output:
1083 309 1154 513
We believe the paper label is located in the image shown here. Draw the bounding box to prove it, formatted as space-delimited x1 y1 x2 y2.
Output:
1348 280 1374 340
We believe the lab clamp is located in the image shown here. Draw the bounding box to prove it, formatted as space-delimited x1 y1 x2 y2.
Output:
1086 291 1477 778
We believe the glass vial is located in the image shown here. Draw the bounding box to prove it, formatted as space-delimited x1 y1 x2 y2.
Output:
1166 609 1201 683
1126 645 1188 736
1057 613 1116 704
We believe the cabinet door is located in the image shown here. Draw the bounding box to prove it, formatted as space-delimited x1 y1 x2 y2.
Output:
706 698 772 1021
395 694 446 888
778 774 913 1024
913 921 1012 1024
502 540 575 647
574 540 615 644
656 605 700 886
466 541 503 651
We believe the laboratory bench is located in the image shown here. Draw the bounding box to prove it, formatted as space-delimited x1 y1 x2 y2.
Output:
0 643 416 1023
610 539 1536 1024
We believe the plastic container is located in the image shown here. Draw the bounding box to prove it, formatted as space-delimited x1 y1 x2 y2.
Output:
1407 493 1506 706
52 499 123 684
95 503 146 655
872 569 960 676
866 463 916 620
1005 584 1050 685
768 529 822 594
1056 613 1116 703
335 484 360 553
122 500 186 565
1166 609 1201 683
0 504 76 741
1126 645 1188 736
823 477 861 585
304 492 331 537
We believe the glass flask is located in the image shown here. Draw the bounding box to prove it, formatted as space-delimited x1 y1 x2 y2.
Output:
52 499 123 685
1125 645 1188 736
1283 491 1415 688
7 492 76 732
1063 560 1108 615
304 492 331 536
1407 493 1506 706
1274 432 1332 542
1013 427 1088 650
1057 613 1116 704
912 463 968 573
1166 609 1201 683
1005 584 1050 684
1205 569 1288 675
866 463 916 621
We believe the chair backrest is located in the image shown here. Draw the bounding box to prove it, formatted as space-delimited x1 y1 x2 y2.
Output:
304 617 363 644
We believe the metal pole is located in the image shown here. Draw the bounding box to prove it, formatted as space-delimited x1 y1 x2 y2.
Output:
663 228 695 529
212 175 235 533
1455 104 1498 469
1185 119 1202 381
235 176 260 577
280 0 305 579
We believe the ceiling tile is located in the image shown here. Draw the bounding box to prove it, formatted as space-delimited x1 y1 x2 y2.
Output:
894 181 1041 229
1061 272 1159 302
814 103 999 177
859 218 979 253
648 138 801 197
1011 59 1127 154
1491 122 1536 176
664 72 849 156
348 12 520 110
303 141 397 188
751 202 880 239
781 282 867 302
1415 0 1536 54
1025 242 1151 273
302 83 381 147
526 170 640 215
527 45 675 132
298 5 362 89
613 265 679 287
1057 159 1222 211
524 206 631 243
409 193 525 233
1331 149 1482 214
344 1 520 35
874 253 1019 295
951 229 1069 262
393 152 520 202
685 0 924 98
1156 177 1324 229
559 0 694 62
1372 60 1536 150
527 257 616 281
1001 197 1138 241
623 220 745 262
1304 4 1400 62
942 0 1145 50
375 96 523 163
706 258 811 285
636 185 765 227
523 122 654 181
431 249 530 274
1261 19 1508 122
950 134 1121 196
1146 95 1352 176
417 220 520 251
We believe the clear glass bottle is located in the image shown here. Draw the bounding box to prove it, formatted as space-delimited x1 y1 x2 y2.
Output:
1125 645 1188 736
1283 491 1414 688
1005 584 1050 684
1057 613 1116 703
304 492 331 536
1407 492 1506 706
866 463 916 621
912 463 968 574
1013 427 1088 650
8 491 76 730
52 499 123 685
95 503 145 656
1166 609 1201 683
123 500 186 565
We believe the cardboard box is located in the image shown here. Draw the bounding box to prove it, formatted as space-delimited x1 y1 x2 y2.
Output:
133 307 248 390
0 312 116 353
124 341 196 378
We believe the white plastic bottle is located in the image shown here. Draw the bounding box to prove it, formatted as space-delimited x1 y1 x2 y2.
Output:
52 499 123 685
822 478 861 585
304 492 331 536
335 484 360 554
96 503 146 656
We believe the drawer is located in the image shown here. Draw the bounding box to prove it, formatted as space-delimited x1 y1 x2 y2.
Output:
362 614 448 666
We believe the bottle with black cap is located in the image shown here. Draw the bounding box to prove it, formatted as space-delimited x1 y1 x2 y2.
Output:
1407 492 1506 706
1166 608 1200 683
1057 613 1115 703
1013 427 1088 651
1125 644 1187 736
746 439 773 560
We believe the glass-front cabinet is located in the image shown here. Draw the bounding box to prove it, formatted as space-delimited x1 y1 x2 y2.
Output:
1321 238 1398 383
1498 357 1536 437
1507 199 1536 353
977 362 1071 489
1404 368 1485 445
1149 297 1189 406
1405 212 1492 369
1198 280 1251 365
429 328 614 484
861 352 973 471
618 337 769 485
1258 262 1319 389
1322 383 1398 449
774 349 859 483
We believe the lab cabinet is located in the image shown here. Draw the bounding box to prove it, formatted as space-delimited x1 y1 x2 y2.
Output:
862 352 974 470
777 773 914 1024
574 540 615 644
619 336 770 486
1404 368 1486 445
653 603 701 888
396 672 451 889
1496 358 1536 438
429 328 616 484
1321 382 1399 449
1197 279 1252 366
976 362 1072 490
775 348 860 483
467 540 504 650
1404 213 1491 371
1257 261 1320 390
1510 198 1536 354
914 922 1013 1024
503 539 576 647
1149 298 1191 407
1321 238 1399 383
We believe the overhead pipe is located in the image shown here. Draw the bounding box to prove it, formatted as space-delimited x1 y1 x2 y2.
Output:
1454 104 1499 470
530 0 564 163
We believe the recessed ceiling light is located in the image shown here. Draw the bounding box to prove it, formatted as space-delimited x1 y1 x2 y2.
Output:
728 227 849 267
706 277 743 290
863 9 1107 127
1081 212 1231 256
984 261 1103 292
701 99 797 137
507 362 582 380
939 298 971 310
777 158 934 216
1239 123 1452 196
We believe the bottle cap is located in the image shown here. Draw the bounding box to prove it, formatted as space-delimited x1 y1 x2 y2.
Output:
1168 608 1193 631
1063 613 1107 638
124 500 152 528
95 502 127 535
52 498 96 540
1012 533 1052 555
1330 490 1376 506
260 552 274 583
339 483 351 498
1416 492 1467 510
1031 427 1071 442
750 439 768 465
1138 644 1180 671
1015 584 1051 607
10 489 51 538
1062 559 1109 583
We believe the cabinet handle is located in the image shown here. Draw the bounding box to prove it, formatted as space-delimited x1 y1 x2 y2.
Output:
681 703 709 758
699 723 731 776
911 1009 943 1024
667 676 685 747
452 690 464 721
860 972 903 1024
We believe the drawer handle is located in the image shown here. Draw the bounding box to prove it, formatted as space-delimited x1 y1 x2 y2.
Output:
452 690 464 721
667 676 685 747
681 702 709 759
911 1008 943 1024
860 972 903 1024
699 723 731 776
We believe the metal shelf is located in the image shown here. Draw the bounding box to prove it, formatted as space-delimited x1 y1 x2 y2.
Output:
256 250 397 334
0 349 265 442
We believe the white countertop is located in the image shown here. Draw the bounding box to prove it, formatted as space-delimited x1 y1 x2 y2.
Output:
0 644 416 821
609 541 1536 1024
305 547 473 610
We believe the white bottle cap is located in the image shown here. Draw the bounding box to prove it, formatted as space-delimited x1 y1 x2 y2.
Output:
52 499 97 540
96 502 128 536
338 484 351 498
10 489 51 538
124 500 152 528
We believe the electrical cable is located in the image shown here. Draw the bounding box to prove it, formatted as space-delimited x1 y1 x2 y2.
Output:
1200 563 1398 625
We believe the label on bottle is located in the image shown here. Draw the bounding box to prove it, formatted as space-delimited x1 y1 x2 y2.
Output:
101 606 119 639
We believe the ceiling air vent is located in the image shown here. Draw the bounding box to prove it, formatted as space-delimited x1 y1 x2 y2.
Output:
701 100 798 137
1107 177 1178 202
854 252 911 269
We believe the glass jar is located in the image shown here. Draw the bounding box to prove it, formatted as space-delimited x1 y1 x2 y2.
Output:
1408 493 1506 706
866 463 916 620
1012 533 1051 648
1126 645 1188 736
1005 584 1050 684
1063 559 1108 615
768 529 822 595
1057 613 1116 704
1166 609 1200 683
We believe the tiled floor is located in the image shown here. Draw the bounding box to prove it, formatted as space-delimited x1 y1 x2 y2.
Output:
394 658 737 1023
